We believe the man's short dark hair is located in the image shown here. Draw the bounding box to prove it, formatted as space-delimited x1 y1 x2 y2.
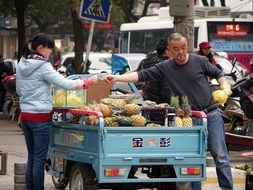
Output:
156 39 167 56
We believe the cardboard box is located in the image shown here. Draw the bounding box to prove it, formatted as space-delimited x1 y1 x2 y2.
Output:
86 80 112 104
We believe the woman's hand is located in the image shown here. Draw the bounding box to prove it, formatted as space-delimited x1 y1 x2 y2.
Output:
103 75 116 83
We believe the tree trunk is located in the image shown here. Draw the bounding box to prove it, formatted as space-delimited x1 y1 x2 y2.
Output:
14 0 29 61
210 0 215 6
71 9 85 74
220 0 226 7
160 0 167 7
170 0 195 53
202 0 209 6
173 16 194 53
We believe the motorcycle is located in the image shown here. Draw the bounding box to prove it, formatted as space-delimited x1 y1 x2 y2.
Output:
2 74 20 121
215 56 253 147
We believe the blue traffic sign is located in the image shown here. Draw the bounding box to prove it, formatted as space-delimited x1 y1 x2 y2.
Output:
80 0 111 23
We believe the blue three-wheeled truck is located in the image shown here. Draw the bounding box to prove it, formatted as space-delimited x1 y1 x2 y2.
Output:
46 79 207 190
46 109 207 190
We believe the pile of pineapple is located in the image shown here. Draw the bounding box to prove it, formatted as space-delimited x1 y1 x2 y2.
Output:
84 96 146 127
170 96 193 127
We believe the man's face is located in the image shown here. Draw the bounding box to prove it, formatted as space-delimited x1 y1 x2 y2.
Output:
168 38 189 65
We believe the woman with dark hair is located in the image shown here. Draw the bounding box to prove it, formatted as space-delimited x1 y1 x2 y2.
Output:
198 41 216 65
16 33 97 190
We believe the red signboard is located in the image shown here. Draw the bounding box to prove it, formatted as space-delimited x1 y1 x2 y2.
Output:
217 24 248 37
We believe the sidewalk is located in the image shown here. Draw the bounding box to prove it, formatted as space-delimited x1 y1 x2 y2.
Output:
0 118 55 190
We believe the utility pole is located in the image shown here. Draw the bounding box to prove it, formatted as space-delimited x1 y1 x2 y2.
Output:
169 0 195 52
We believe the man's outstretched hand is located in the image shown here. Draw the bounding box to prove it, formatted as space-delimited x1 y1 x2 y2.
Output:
103 75 116 83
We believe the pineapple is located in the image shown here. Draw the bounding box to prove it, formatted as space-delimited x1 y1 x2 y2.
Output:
111 99 126 109
114 115 132 126
101 97 114 105
98 104 112 117
130 115 146 126
104 117 118 127
181 96 193 127
123 104 140 116
170 96 182 127
86 115 99 126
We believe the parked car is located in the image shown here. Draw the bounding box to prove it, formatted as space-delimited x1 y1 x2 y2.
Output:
57 52 112 76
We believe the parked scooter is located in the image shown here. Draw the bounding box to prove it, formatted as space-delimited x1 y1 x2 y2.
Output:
218 57 253 146
2 74 20 121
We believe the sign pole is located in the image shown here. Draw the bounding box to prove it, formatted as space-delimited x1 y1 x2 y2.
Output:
83 20 95 73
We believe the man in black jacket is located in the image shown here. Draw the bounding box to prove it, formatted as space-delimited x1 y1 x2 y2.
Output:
137 39 171 104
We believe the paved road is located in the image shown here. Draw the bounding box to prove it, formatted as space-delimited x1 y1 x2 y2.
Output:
0 118 55 190
0 117 252 190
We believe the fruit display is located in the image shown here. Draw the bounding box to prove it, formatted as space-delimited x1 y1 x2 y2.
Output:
54 90 65 107
54 92 194 128
181 96 193 127
170 95 193 127
170 96 182 127
53 89 86 107
83 96 146 127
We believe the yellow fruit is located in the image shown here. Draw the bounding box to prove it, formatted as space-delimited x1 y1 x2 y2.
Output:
99 104 112 117
54 90 64 107
175 116 183 127
67 93 82 107
86 115 99 126
104 117 118 127
123 104 140 116
182 117 193 127
130 115 146 126
182 96 193 127
212 90 228 105
112 99 126 109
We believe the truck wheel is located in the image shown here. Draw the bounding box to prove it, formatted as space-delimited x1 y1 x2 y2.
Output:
52 176 68 189
69 164 98 190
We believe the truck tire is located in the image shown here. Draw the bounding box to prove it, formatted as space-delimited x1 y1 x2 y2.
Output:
52 176 68 189
69 164 98 190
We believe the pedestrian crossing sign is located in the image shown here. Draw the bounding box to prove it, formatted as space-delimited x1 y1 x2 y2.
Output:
80 0 111 23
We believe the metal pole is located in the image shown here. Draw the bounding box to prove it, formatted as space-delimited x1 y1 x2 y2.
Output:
83 20 95 73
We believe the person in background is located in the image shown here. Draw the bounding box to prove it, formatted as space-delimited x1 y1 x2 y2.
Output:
51 47 61 70
137 39 171 104
104 33 233 190
0 55 8 113
66 59 91 77
198 41 217 64
16 33 97 190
